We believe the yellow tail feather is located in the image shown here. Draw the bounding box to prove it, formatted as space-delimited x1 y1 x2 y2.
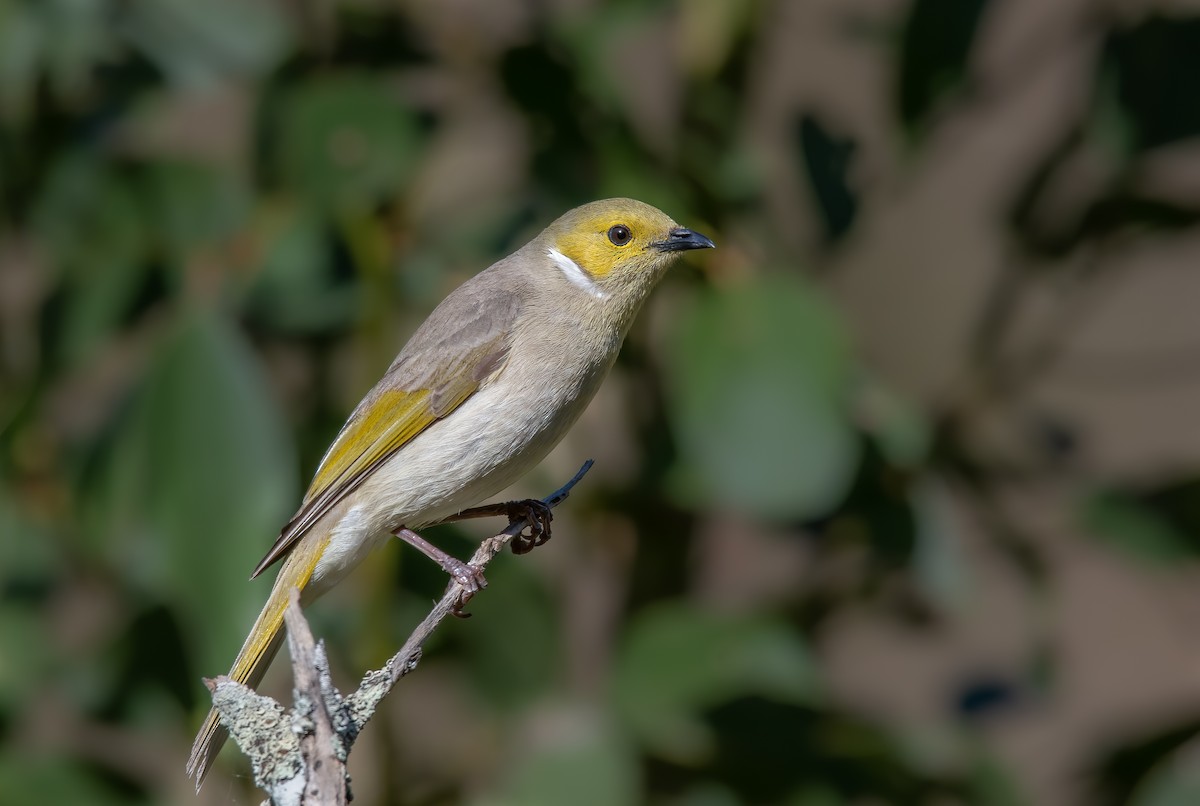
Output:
186 539 325 789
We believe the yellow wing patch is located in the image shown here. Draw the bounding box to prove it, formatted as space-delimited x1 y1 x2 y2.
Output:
249 285 518 580
250 387 436 578
308 387 434 505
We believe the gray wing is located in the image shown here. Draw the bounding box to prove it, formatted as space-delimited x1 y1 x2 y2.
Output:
250 280 523 578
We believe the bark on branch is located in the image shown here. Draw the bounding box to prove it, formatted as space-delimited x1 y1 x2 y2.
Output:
204 460 594 805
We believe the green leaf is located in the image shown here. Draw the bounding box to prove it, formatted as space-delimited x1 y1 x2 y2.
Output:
43 0 114 103
32 153 148 272
0 488 59 718
672 782 745 806
1081 491 1194 567
457 558 560 712
31 153 150 364
122 0 292 88
272 74 421 214
1087 717 1200 806
856 378 931 469
0 755 126 806
139 160 252 256
679 0 757 79
0 0 121 124
0 605 47 715
556 3 662 115
614 602 820 763
912 478 969 610
665 278 859 520
244 204 359 334
1135 763 1200 806
85 310 296 671
475 707 639 806
788 787 845 806
968 750 1030 806
0 1 43 123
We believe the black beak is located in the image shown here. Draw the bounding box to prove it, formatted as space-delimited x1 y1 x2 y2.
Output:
653 227 716 252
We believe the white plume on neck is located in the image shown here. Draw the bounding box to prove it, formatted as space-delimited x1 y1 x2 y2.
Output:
548 247 607 299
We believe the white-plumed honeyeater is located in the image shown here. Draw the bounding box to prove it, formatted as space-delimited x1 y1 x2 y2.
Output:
187 198 715 785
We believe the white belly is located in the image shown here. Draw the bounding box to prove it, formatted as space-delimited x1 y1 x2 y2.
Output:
310 345 611 586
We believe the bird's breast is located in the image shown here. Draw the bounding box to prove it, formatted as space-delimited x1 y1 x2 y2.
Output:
347 322 616 538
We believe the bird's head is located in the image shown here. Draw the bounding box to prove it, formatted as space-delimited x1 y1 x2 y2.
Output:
534 198 714 311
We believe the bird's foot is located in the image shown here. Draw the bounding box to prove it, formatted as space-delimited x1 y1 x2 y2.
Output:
393 527 487 594
439 498 554 554
443 557 488 594
506 499 554 554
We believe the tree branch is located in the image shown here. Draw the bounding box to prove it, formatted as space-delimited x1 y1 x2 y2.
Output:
205 460 594 804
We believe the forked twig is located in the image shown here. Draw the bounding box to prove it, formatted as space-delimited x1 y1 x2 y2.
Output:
205 460 594 805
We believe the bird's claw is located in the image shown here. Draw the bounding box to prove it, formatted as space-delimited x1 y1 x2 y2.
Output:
507 499 554 554
450 589 476 618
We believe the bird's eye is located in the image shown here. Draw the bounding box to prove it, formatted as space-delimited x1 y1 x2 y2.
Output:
607 224 632 246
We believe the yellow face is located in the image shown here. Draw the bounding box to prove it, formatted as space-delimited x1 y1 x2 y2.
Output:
544 198 715 284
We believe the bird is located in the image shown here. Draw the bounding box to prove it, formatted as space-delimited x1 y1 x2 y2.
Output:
186 197 714 786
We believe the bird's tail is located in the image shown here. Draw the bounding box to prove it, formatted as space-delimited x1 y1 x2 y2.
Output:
185 539 325 789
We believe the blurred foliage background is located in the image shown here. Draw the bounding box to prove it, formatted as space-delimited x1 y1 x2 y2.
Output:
4 0 1200 803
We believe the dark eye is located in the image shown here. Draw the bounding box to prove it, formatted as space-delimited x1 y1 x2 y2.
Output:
607 224 632 246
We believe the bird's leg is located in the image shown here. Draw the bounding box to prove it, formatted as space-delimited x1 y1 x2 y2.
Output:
441 499 554 555
393 527 487 594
